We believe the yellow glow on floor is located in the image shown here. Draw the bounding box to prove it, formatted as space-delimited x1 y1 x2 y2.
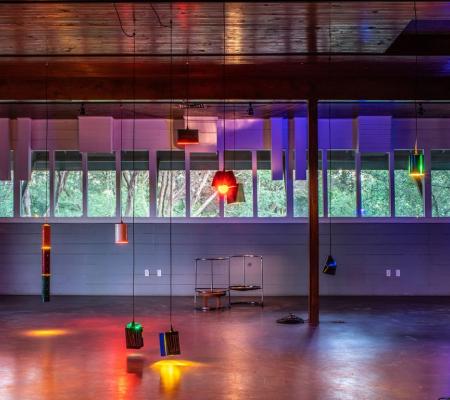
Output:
23 329 71 337
151 360 203 395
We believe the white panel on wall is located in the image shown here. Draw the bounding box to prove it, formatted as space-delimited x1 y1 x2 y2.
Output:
0 118 10 180
271 118 288 180
294 117 307 180
224 119 264 150
32 119 78 150
318 119 355 150
358 116 392 152
113 119 171 151
14 118 32 181
78 116 113 152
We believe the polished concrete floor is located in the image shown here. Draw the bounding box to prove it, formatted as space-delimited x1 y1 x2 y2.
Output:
0 296 449 400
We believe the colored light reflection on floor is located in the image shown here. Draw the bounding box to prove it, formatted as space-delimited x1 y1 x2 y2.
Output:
23 329 70 337
151 360 203 396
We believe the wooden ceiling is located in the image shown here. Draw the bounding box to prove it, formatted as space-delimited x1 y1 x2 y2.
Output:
0 1 449 102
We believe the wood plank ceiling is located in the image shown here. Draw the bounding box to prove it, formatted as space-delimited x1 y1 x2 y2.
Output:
0 1 449 101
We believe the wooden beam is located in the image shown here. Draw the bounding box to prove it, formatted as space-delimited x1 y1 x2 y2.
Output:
308 99 319 326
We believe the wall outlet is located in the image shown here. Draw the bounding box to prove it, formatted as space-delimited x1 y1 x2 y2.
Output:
386 269 391 277
157 269 162 277
395 269 401 277
144 269 150 277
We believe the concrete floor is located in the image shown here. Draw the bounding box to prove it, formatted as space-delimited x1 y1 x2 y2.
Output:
0 296 449 400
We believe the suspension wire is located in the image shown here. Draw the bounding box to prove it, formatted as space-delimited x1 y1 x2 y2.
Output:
169 0 174 330
413 0 419 152
45 60 49 220
222 1 226 170
328 0 332 254
185 48 190 129
113 3 135 38
119 103 124 223
132 4 136 323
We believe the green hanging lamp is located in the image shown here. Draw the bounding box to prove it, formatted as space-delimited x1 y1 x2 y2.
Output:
409 144 425 179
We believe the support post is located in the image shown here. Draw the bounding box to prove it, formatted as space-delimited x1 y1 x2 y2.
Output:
308 99 319 326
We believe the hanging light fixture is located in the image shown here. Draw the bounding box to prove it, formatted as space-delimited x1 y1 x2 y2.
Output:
176 54 199 146
227 106 245 204
123 5 143 349
159 1 180 357
41 60 52 302
211 0 237 198
115 104 128 244
322 2 337 276
409 1 425 181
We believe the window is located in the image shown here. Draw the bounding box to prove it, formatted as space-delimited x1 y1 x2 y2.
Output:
431 150 450 217
157 151 186 217
190 153 219 217
328 150 356 217
257 151 286 217
121 151 149 217
394 150 424 217
224 151 253 217
20 151 49 217
294 151 324 217
0 151 13 217
54 151 83 217
87 153 116 217
361 153 390 217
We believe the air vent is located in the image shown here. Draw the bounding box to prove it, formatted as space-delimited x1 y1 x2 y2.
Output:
177 102 206 110
386 20 450 55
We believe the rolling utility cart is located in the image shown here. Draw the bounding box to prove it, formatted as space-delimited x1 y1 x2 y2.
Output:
229 254 264 306
194 257 231 311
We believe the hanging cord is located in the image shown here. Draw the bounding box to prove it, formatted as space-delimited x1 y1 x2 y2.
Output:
185 51 190 129
113 3 135 38
413 0 419 153
328 1 332 254
222 1 227 170
233 105 236 171
45 61 49 220
131 5 137 323
119 103 124 224
169 0 174 330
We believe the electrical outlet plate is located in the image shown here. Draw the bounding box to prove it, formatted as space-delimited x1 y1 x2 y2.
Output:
395 269 401 277
144 269 150 277
157 269 162 277
386 269 391 277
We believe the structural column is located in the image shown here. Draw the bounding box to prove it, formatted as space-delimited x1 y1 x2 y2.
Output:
308 99 319 326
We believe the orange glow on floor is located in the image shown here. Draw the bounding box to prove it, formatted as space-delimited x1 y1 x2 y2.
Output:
23 329 71 337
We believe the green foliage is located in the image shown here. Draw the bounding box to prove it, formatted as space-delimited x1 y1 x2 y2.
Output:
190 170 219 217
361 170 390 217
121 171 149 217
224 170 253 217
431 171 450 217
328 170 356 217
394 171 424 217
55 171 82 217
157 170 186 217
0 177 13 217
21 171 49 217
88 171 116 217
257 170 286 217
294 172 324 217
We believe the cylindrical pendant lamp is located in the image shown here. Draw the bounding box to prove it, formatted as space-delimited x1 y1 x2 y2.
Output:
41 224 51 302
115 222 128 244
408 152 425 178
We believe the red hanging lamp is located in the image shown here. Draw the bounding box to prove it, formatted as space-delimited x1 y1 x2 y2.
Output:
211 1 237 198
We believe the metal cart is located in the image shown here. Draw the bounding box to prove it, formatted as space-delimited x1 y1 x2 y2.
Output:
194 257 231 311
229 254 264 306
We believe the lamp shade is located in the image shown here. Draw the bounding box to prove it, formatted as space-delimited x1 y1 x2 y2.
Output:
211 170 237 196
41 223 51 250
408 152 425 178
227 182 246 204
115 222 128 244
125 321 144 349
322 255 337 275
